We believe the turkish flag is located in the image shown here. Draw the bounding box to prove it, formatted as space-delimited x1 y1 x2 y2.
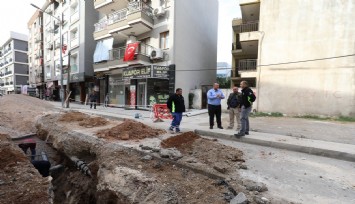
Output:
124 42 139 61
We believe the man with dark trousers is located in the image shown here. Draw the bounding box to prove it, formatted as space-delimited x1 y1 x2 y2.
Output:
167 88 186 133
235 81 256 137
207 83 225 129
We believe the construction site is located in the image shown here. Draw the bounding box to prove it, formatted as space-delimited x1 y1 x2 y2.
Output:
0 95 354 204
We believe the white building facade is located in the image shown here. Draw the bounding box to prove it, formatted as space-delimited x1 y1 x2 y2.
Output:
232 0 355 116
93 0 218 108
0 32 29 95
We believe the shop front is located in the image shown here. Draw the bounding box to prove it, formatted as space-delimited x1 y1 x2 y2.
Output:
121 65 174 109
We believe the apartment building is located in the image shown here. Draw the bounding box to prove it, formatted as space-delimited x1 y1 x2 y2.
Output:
0 32 29 95
28 10 44 98
41 0 97 102
231 0 355 116
93 0 218 108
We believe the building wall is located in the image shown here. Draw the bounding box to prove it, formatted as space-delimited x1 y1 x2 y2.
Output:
257 0 355 116
14 64 29 75
83 0 98 77
13 40 28 51
15 75 28 85
14 52 28 63
174 0 219 106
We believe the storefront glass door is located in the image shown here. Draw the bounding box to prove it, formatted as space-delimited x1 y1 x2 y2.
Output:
137 82 146 108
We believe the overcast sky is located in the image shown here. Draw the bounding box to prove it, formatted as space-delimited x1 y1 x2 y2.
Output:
0 0 241 65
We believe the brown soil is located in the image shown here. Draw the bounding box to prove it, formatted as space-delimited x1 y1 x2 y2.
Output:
59 111 109 128
161 131 201 149
79 117 108 128
59 111 88 122
0 134 49 204
97 119 166 140
0 95 54 137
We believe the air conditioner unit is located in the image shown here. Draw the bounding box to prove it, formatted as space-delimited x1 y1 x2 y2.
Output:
154 7 166 17
150 49 164 60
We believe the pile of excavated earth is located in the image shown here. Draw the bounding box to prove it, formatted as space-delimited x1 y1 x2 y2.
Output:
0 95 290 204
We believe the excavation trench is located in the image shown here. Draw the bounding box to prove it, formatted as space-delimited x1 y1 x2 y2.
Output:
22 112 280 204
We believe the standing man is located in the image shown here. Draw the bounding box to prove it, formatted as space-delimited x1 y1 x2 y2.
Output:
235 81 256 137
167 88 186 133
227 86 242 130
207 83 225 129
89 90 98 109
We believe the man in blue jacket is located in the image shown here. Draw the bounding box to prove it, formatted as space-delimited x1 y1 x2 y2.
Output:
207 83 225 129
167 88 186 133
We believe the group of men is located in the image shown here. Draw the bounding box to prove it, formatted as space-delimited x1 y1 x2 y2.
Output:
166 81 256 137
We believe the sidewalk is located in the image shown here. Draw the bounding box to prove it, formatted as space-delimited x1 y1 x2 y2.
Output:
52 102 355 162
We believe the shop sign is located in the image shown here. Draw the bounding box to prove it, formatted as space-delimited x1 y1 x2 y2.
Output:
152 66 169 78
123 66 151 79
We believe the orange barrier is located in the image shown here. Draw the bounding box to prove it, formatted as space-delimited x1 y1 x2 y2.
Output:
153 104 173 121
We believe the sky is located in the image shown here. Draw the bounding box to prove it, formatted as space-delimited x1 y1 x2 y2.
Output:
0 0 241 65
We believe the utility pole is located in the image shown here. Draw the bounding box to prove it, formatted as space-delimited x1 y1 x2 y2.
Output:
66 51 71 108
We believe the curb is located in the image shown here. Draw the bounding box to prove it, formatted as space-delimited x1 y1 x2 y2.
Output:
195 129 355 163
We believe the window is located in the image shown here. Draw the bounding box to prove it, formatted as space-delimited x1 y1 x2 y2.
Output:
160 31 169 49
70 53 78 73
62 32 68 47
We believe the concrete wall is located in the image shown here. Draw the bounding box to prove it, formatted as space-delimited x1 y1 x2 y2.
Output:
174 0 219 107
256 0 355 116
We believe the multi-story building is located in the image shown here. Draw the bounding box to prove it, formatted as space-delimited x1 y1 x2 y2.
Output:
28 10 44 98
0 32 29 95
231 0 355 116
92 0 218 108
41 0 97 102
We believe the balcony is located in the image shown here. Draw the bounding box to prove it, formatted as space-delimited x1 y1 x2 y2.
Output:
94 1 154 40
94 43 154 71
0 73 3 77
233 21 259 33
5 71 13 75
5 82 9 85
0 83 4 86
71 37 79 48
239 59 257 71
71 11 79 23
10 81 13 85
94 0 113 10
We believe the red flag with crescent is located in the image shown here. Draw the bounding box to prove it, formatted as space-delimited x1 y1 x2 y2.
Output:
124 42 139 61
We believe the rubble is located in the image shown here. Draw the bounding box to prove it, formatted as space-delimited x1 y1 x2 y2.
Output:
230 192 248 204
160 148 183 160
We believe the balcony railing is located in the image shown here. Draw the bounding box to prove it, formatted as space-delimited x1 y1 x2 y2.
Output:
234 21 259 33
239 59 257 71
5 82 9 85
108 43 155 61
0 83 4 86
5 71 13 75
94 1 153 32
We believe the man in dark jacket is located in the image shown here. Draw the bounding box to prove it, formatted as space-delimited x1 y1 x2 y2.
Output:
167 88 186 133
235 81 256 137
89 90 98 109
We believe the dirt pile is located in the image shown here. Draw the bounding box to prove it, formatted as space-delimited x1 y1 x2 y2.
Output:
97 119 166 140
0 134 49 204
0 95 54 137
59 111 108 128
161 131 201 150
59 111 87 122
79 117 108 128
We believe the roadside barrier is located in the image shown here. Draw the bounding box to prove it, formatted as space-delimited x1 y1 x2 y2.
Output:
153 104 172 122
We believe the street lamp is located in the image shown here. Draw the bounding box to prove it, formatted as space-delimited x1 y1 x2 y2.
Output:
30 3 64 108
